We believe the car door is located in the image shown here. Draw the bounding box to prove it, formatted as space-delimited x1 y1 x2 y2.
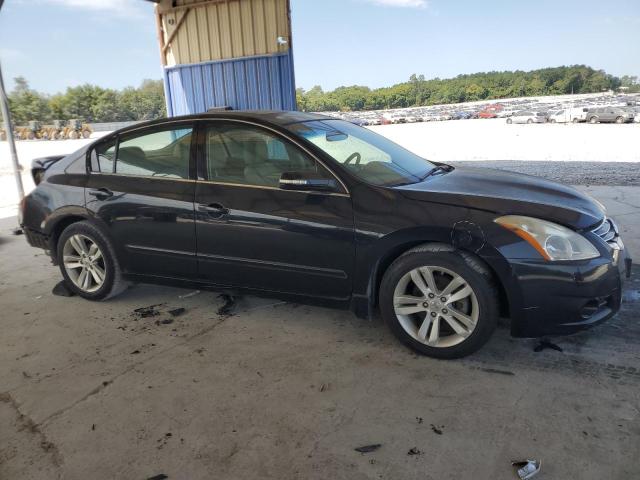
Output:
86 123 197 278
194 120 355 302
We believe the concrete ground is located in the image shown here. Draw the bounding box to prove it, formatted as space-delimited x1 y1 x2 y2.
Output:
1 183 639 480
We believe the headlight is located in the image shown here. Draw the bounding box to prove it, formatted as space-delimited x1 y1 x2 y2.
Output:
494 215 599 261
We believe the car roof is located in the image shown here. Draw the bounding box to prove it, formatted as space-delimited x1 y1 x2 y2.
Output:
116 110 334 135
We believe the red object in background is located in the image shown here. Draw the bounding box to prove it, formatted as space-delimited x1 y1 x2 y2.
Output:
478 110 498 118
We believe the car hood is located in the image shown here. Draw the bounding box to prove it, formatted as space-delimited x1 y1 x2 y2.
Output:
396 166 605 230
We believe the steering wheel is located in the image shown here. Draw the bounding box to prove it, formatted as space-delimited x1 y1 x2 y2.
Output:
344 152 361 165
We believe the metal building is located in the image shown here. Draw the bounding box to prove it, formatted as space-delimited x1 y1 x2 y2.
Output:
151 0 296 116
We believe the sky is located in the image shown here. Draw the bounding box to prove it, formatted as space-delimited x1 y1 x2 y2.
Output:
0 0 639 94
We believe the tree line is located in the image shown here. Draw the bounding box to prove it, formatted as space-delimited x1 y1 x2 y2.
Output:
2 66 638 125
296 66 639 112
2 77 166 125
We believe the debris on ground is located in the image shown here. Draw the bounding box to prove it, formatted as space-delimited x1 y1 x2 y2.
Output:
430 424 444 435
11 227 23 235
133 304 165 319
155 318 174 326
355 444 381 453
534 340 563 353
52 280 75 297
512 459 541 479
217 293 236 317
407 447 422 455
480 367 515 376
146 475 168 480
179 290 200 299
168 307 186 317
130 350 140 355
319 383 328 392
416 417 423 424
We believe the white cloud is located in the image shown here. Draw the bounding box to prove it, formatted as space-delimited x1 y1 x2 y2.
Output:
363 0 428 7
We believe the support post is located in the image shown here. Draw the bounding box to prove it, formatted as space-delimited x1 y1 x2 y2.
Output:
0 61 24 202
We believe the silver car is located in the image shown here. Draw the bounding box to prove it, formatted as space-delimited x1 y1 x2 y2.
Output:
506 111 547 124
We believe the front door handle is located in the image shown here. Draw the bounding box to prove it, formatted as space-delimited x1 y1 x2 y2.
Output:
88 188 113 200
199 202 229 216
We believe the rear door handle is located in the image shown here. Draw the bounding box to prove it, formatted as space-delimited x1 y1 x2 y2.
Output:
88 188 113 200
199 202 229 216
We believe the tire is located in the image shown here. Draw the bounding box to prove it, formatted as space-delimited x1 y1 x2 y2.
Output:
56 221 127 300
572 117 580 124
379 247 499 359
550 119 556 123
527 118 533 124
506 118 512 124
589 116 598 124
615 116 624 124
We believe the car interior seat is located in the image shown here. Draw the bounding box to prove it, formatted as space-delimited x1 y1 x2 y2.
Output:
243 139 281 186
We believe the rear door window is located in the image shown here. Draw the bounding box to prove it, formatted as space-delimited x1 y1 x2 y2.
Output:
116 127 193 179
91 139 116 173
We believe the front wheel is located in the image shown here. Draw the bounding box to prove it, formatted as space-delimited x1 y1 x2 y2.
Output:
615 116 624 124
589 116 598 124
506 118 512 124
527 118 533 124
380 248 499 359
57 221 127 300
572 117 580 124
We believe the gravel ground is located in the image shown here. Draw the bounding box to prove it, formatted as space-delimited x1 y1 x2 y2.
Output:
449 161 640 186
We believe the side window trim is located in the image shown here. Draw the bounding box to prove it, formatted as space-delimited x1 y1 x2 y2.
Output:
196 119 350 196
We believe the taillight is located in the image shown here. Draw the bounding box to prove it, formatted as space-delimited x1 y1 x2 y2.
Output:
32 168 45 185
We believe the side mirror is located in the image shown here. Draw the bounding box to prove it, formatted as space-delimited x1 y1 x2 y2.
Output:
279 171 338 192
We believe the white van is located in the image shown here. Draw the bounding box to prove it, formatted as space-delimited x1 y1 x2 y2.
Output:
548 107 588 123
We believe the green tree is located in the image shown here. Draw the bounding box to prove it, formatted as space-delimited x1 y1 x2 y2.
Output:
6 76 51 124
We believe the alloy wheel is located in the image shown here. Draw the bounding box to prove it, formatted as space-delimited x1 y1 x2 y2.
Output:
393 266 479 348
62 234 106 293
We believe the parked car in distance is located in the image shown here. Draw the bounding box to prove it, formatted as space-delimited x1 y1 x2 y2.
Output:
548 107 588 123
585 107 634 124
506 111 547 124
20 111 631 359
478 110 498 119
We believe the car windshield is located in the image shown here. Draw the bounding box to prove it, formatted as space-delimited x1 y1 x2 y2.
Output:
288 119 435 186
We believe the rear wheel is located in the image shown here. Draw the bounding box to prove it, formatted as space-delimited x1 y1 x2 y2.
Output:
550 119 556 123
380 248 499 359
615 116 624 124
589 116 598 124
572 117 580 124
506 118 512 124
57 221 127 300
527 118 533 124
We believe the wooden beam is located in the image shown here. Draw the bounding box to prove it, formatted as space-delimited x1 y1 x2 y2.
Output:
154 5 167 66
162 7 191 54
161 0 237 14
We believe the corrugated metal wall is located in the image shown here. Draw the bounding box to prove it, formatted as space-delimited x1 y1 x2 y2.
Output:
164 51 296 115
156 0 296 116
158 0 290 66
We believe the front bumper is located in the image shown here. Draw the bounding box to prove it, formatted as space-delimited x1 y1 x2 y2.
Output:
508 237 631 337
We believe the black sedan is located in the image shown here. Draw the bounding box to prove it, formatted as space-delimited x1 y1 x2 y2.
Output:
20 111 631 358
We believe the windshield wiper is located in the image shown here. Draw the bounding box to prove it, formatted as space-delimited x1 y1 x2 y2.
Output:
420 164 454 181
